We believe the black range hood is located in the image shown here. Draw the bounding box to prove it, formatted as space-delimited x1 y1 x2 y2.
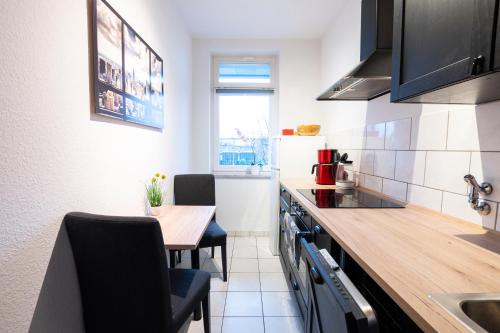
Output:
318 0 394 101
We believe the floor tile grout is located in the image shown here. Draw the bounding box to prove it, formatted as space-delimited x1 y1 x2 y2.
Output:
221 237 236 327
197 237 297 333
258 264 266 333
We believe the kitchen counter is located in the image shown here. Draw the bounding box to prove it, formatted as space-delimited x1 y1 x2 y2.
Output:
281 178 500 333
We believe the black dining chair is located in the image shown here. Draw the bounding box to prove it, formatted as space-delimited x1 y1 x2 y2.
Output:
172 174 228 281
64 212 211 333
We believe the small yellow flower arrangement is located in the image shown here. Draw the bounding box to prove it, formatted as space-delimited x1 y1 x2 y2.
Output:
146 172 167 209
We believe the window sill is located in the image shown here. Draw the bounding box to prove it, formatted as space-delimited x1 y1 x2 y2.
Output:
213 171 271 179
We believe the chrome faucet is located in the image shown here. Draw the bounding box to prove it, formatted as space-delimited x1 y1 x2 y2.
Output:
464 174 493 215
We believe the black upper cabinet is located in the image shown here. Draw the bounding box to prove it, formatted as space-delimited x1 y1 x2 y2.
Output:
495 7 500 70
391 0 500 104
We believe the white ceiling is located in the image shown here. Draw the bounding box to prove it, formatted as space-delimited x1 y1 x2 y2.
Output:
173 0 343 39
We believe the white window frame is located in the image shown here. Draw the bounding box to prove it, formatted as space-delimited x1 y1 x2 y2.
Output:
211 55 278 176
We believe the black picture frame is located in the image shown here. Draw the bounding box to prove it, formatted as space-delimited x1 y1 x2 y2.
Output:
92 0 164 129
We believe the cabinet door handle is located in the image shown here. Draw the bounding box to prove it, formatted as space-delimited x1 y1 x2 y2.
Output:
280 208 286 214
471 55 485 75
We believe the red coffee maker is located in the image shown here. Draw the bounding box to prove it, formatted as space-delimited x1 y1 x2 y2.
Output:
311 149 339 185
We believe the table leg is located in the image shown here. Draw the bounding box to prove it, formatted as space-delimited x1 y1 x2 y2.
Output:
191 248 202 320
169 249 177 268
190 248 200 269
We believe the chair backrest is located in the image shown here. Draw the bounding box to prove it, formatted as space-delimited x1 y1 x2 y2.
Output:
64 212 173 333
174 174 215 206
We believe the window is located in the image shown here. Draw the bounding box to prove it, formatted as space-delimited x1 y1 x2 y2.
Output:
212 56 277 174
218 63 271 84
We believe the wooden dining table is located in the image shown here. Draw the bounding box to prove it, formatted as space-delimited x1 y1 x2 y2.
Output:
153 204 216 269
153 205 216 321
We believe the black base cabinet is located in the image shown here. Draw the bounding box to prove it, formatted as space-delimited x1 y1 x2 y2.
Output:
342 253 422 333
310 226 421 332
391 0 500 104
277 188 422 332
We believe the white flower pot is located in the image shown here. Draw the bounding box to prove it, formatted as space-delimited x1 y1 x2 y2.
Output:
149 205 166 217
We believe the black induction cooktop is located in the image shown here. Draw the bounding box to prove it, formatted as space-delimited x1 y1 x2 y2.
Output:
297 188 405 208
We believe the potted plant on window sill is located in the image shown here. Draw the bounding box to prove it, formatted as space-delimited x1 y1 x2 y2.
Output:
145 173 167 216
246 161 264 175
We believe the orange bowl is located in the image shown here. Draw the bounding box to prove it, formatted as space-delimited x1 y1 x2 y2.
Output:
296 124 321 136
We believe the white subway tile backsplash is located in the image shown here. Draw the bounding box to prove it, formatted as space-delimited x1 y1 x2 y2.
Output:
447 108 480 151
343 149 361 172
407 185 443 212
469 152 500 202
351 127 366 149
447 104 500 152
365 123 385 149
374 150 396 179
410 111 448 150
395 151 426 185
497 210 500 232
442 192 497 230
331 127 366 150
360 150 374 174
327 103 500 230
350 171 362 186
473 104 500 151
424 151 470 194
385 118 411 150
360 174 383 192
382 179 407 201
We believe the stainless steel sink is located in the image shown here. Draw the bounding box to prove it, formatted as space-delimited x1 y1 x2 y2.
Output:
429 293 500 333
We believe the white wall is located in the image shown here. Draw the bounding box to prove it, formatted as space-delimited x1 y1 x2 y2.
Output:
321 2 500 231
191 39 323 232
0 0 193 331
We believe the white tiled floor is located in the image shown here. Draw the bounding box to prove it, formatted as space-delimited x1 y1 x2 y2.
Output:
184 236 303 333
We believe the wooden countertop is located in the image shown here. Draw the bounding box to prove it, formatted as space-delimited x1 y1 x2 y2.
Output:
154 205 216 250
281 178 500 333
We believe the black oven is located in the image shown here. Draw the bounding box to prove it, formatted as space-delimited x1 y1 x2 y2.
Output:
282 200 313 317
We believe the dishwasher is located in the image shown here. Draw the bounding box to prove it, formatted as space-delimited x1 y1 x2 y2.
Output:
301 238 378 333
